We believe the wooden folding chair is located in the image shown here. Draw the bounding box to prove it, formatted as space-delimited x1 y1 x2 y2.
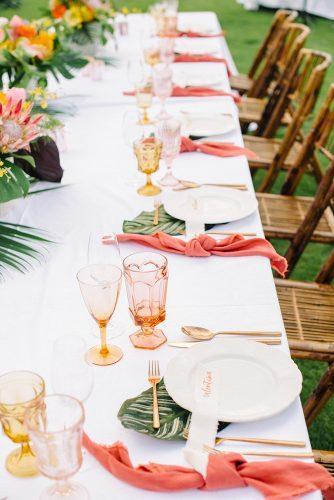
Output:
314 450 334 476
275 248 334 425
244 53 332 192
230 9 297 97
238 23 310 137
257 157 334 270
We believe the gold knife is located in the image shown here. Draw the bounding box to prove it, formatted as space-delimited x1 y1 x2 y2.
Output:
169 339 281 347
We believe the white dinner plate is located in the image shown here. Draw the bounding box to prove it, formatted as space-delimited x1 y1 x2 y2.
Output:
180 112 236 137
175 38 219 56
164 339 302 422
174 74 224 88
163 186 258 224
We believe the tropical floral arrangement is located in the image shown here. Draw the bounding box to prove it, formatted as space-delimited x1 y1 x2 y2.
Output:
49 0 115 46
0 87 45 202
0 15 88 88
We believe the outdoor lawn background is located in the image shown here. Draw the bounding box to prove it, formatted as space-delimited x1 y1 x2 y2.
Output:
1 0 334 450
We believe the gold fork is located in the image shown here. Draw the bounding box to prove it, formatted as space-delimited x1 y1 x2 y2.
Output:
203 444 313 459
148 360 161 429
153 200 161 225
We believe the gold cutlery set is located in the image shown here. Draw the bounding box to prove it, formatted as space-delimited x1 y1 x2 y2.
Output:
148 356 311 459
173 180 248 191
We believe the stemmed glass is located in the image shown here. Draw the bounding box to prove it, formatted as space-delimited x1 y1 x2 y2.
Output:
25 394 88 500
0 371 45 477
152 63 173 120
123 252 169 349
77 264 123 366
51 336 94 403
143 36 161 68
133 137 163 196
159 36 176 64
88 229 126 339
156 118 182 187
127 59 154 125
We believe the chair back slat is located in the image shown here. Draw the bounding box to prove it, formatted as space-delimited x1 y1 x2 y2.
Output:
316 250 334 284
282 84 334 195
256 24 310 137
283 158 334 277
258 51 331 192
248 10 297 98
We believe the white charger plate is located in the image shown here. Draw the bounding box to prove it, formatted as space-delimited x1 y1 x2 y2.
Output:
164 339 302 422
179 112 236 137
163 186 258 224
174 74 224 88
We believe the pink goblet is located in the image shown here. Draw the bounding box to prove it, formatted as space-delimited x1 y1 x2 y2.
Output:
159 36 175 64
156 118 181 187
152 63 173 120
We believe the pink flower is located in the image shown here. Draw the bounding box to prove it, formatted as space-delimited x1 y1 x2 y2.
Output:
0 88 42 154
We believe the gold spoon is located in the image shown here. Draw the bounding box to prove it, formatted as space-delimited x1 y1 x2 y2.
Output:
174 180 248 191
181 326 282 340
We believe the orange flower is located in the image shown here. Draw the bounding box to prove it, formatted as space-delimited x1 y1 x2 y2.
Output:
16 24 36 39
51 5 67 19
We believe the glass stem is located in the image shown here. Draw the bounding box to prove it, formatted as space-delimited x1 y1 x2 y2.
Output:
142 326 154 336
20 442 34 460
146 173 152 187
54 479 73 496
142 108 149 124
99 324 109 356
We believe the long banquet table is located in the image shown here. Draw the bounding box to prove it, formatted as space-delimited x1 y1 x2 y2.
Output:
0 11 320 500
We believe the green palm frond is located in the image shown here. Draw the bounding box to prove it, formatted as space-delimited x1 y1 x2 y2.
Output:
0 222 52 279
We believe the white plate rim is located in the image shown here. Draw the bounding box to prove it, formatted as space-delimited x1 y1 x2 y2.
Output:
179 113 236 137
163 186 258 224
164 339 303 422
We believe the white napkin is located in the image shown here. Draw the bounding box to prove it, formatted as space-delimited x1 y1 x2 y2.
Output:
184 364 220 476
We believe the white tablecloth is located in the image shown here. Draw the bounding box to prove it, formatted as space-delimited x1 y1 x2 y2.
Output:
239 0 334 20
0 12 319 500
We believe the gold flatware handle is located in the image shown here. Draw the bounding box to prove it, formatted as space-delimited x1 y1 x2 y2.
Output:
206 231 257 237
233 451 313 458
217 437 306 447
168 339 281 347
173 184 247 191
152 382 160 429
215 331 282 337
153 202 160 225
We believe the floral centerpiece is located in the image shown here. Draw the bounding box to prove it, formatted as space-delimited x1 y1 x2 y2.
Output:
0 87 50 202
0 15 88 88
49 0 114 48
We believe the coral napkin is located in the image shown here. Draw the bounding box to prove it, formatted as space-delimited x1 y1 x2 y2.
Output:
123 87 240 102
177 30 225 38
174 54 231 75
116 232 287 276
83 434 334 499
180 136 256 159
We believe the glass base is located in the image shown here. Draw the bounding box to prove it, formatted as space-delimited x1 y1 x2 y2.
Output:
159 171 180 187
85 345 123 366
137 183 161 196
40 481 89 500
6 446 39 477
130 329 167 349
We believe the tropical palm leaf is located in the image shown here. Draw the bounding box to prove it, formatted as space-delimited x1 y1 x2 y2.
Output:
117 379 229 440
0 222 52 278
123 206 186 236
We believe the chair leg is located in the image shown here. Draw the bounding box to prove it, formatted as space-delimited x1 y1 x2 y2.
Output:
303 362 334 427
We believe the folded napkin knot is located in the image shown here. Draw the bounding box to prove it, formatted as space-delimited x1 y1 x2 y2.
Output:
116 232 287 276
83 434 334 499
180 136 258 160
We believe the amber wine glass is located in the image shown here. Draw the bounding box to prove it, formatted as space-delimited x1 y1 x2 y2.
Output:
133 137 163 196
123 252 169 349
135 83 154 125
143 36 161 67
0 370 45 477
77 264 123 366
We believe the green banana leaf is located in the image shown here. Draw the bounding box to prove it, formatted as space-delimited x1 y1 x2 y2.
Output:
0 222 52 278
123 206 186 236
118 379 229 441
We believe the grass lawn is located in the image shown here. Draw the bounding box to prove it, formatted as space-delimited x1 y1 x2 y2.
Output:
3 0 334 450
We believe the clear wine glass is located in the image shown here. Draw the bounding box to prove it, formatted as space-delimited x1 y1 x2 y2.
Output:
156 117 181 187
87 229 126 339
51 336 94 403
25 395 88 500
152 63 173 120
